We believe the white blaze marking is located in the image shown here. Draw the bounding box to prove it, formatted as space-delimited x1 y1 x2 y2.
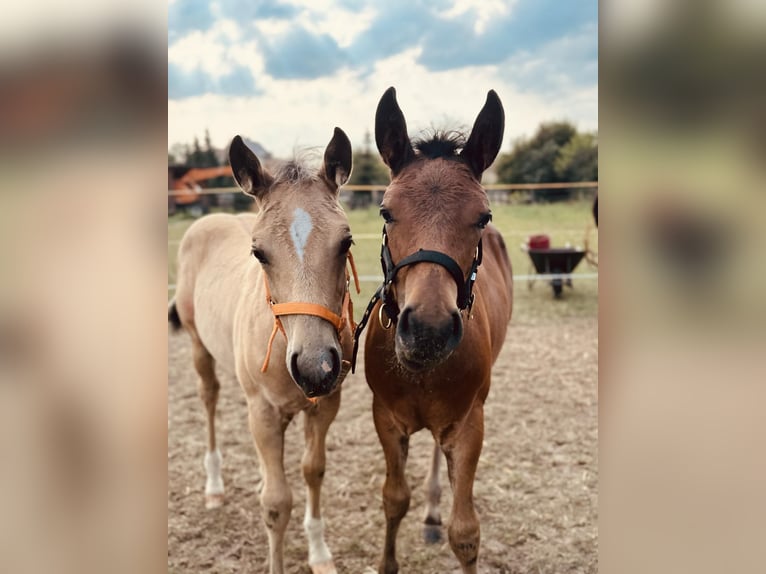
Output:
304 504 333 565
290 208 313 263
204 449 224 495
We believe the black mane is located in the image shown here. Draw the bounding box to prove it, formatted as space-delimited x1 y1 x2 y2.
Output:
412 130 466 159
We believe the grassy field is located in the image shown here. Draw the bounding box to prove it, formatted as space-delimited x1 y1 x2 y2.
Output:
168 198 598 324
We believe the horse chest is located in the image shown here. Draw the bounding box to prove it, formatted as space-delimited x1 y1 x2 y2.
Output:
369 366 483 433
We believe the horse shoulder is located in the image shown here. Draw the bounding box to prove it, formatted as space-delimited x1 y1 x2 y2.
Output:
481 225 513 318
469 226 512 363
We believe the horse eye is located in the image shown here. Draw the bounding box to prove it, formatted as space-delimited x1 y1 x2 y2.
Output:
252 247 269 264
339 237 354 255
379 208 394 223
477 213 492 229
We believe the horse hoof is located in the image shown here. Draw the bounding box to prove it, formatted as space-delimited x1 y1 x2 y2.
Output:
310 560 337 574
205 493 224 509
423 523 443 544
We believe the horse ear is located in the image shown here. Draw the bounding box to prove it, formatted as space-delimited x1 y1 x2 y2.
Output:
322 127 353 191
229 135 273 199
460 90 505 179
375 87 414 176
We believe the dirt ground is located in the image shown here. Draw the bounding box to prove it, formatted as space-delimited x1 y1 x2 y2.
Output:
168 314 598 573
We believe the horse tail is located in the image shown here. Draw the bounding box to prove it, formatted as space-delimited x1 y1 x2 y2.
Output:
168 298 183 331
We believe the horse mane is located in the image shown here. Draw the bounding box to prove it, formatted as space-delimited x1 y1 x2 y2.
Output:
412 130 466 159
272 149 321 184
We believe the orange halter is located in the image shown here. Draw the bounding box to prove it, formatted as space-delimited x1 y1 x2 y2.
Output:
260 251 360 383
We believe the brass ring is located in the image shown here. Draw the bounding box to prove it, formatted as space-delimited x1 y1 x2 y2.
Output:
378 304 393 330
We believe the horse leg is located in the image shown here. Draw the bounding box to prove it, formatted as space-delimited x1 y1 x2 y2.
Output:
372 397 410 574
190 333 224 509
422 440 444 544
248 393 293 574
301 392 341 574
442 404 485 574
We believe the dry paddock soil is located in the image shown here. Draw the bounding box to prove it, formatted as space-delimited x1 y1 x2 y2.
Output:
168 315 598 573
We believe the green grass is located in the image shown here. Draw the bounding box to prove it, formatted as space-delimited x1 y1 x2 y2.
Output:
168 199 598 324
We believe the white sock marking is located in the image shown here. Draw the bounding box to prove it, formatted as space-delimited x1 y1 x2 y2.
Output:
204 449 224 495
304 505 332 565
290 208 313 263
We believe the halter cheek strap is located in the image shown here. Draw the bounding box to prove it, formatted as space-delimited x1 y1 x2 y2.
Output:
261 251 360 377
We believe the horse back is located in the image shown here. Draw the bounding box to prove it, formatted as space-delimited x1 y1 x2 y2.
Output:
477 223 513 362
174 213 257 371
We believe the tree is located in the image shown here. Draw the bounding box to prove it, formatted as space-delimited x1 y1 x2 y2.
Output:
495 121 577 184
555 132 598 183
184 131 220 169
174 130 236 211
531 122 578 149
495 121 584 201
168 142 188 165
186 136 205 167
203 129 220 168
347 130 389 208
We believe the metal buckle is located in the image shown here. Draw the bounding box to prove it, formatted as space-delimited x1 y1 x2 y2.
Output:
378 303 393 329
465 293 475 319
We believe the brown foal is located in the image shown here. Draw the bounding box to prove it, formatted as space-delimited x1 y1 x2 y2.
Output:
361 88 513 573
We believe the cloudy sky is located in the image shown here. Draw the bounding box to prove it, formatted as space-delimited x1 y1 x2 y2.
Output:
168 0 597 159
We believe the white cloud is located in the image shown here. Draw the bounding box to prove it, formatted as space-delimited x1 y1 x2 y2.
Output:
167 1 597 157
253 18 293 39
169 19 264 79
297 5 376 48
442 0 516 34
169 46 597 159
257 1 376 48
169 23 230 76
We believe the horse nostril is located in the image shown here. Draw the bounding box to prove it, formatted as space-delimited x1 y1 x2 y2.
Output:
399 307 412 333
290 352 301 382
451 310 463 341
326 347 341 381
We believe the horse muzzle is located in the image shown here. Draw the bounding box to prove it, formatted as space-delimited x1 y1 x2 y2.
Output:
289 346 342 397
394 306 463 372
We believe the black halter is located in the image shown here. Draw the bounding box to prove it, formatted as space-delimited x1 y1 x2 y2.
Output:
351 226 483 372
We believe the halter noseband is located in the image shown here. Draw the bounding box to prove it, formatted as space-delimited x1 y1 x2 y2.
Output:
261 251 360 381
351 226 483 372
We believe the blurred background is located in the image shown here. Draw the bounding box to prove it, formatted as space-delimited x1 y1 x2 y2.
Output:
601 1 766 573
0 0 764 572
0 2 167 574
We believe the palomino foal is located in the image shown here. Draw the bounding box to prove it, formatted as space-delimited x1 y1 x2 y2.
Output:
359 88 513 573
170 128 357 574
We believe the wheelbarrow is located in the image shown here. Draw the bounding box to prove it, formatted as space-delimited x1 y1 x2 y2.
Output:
522 235 587 298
